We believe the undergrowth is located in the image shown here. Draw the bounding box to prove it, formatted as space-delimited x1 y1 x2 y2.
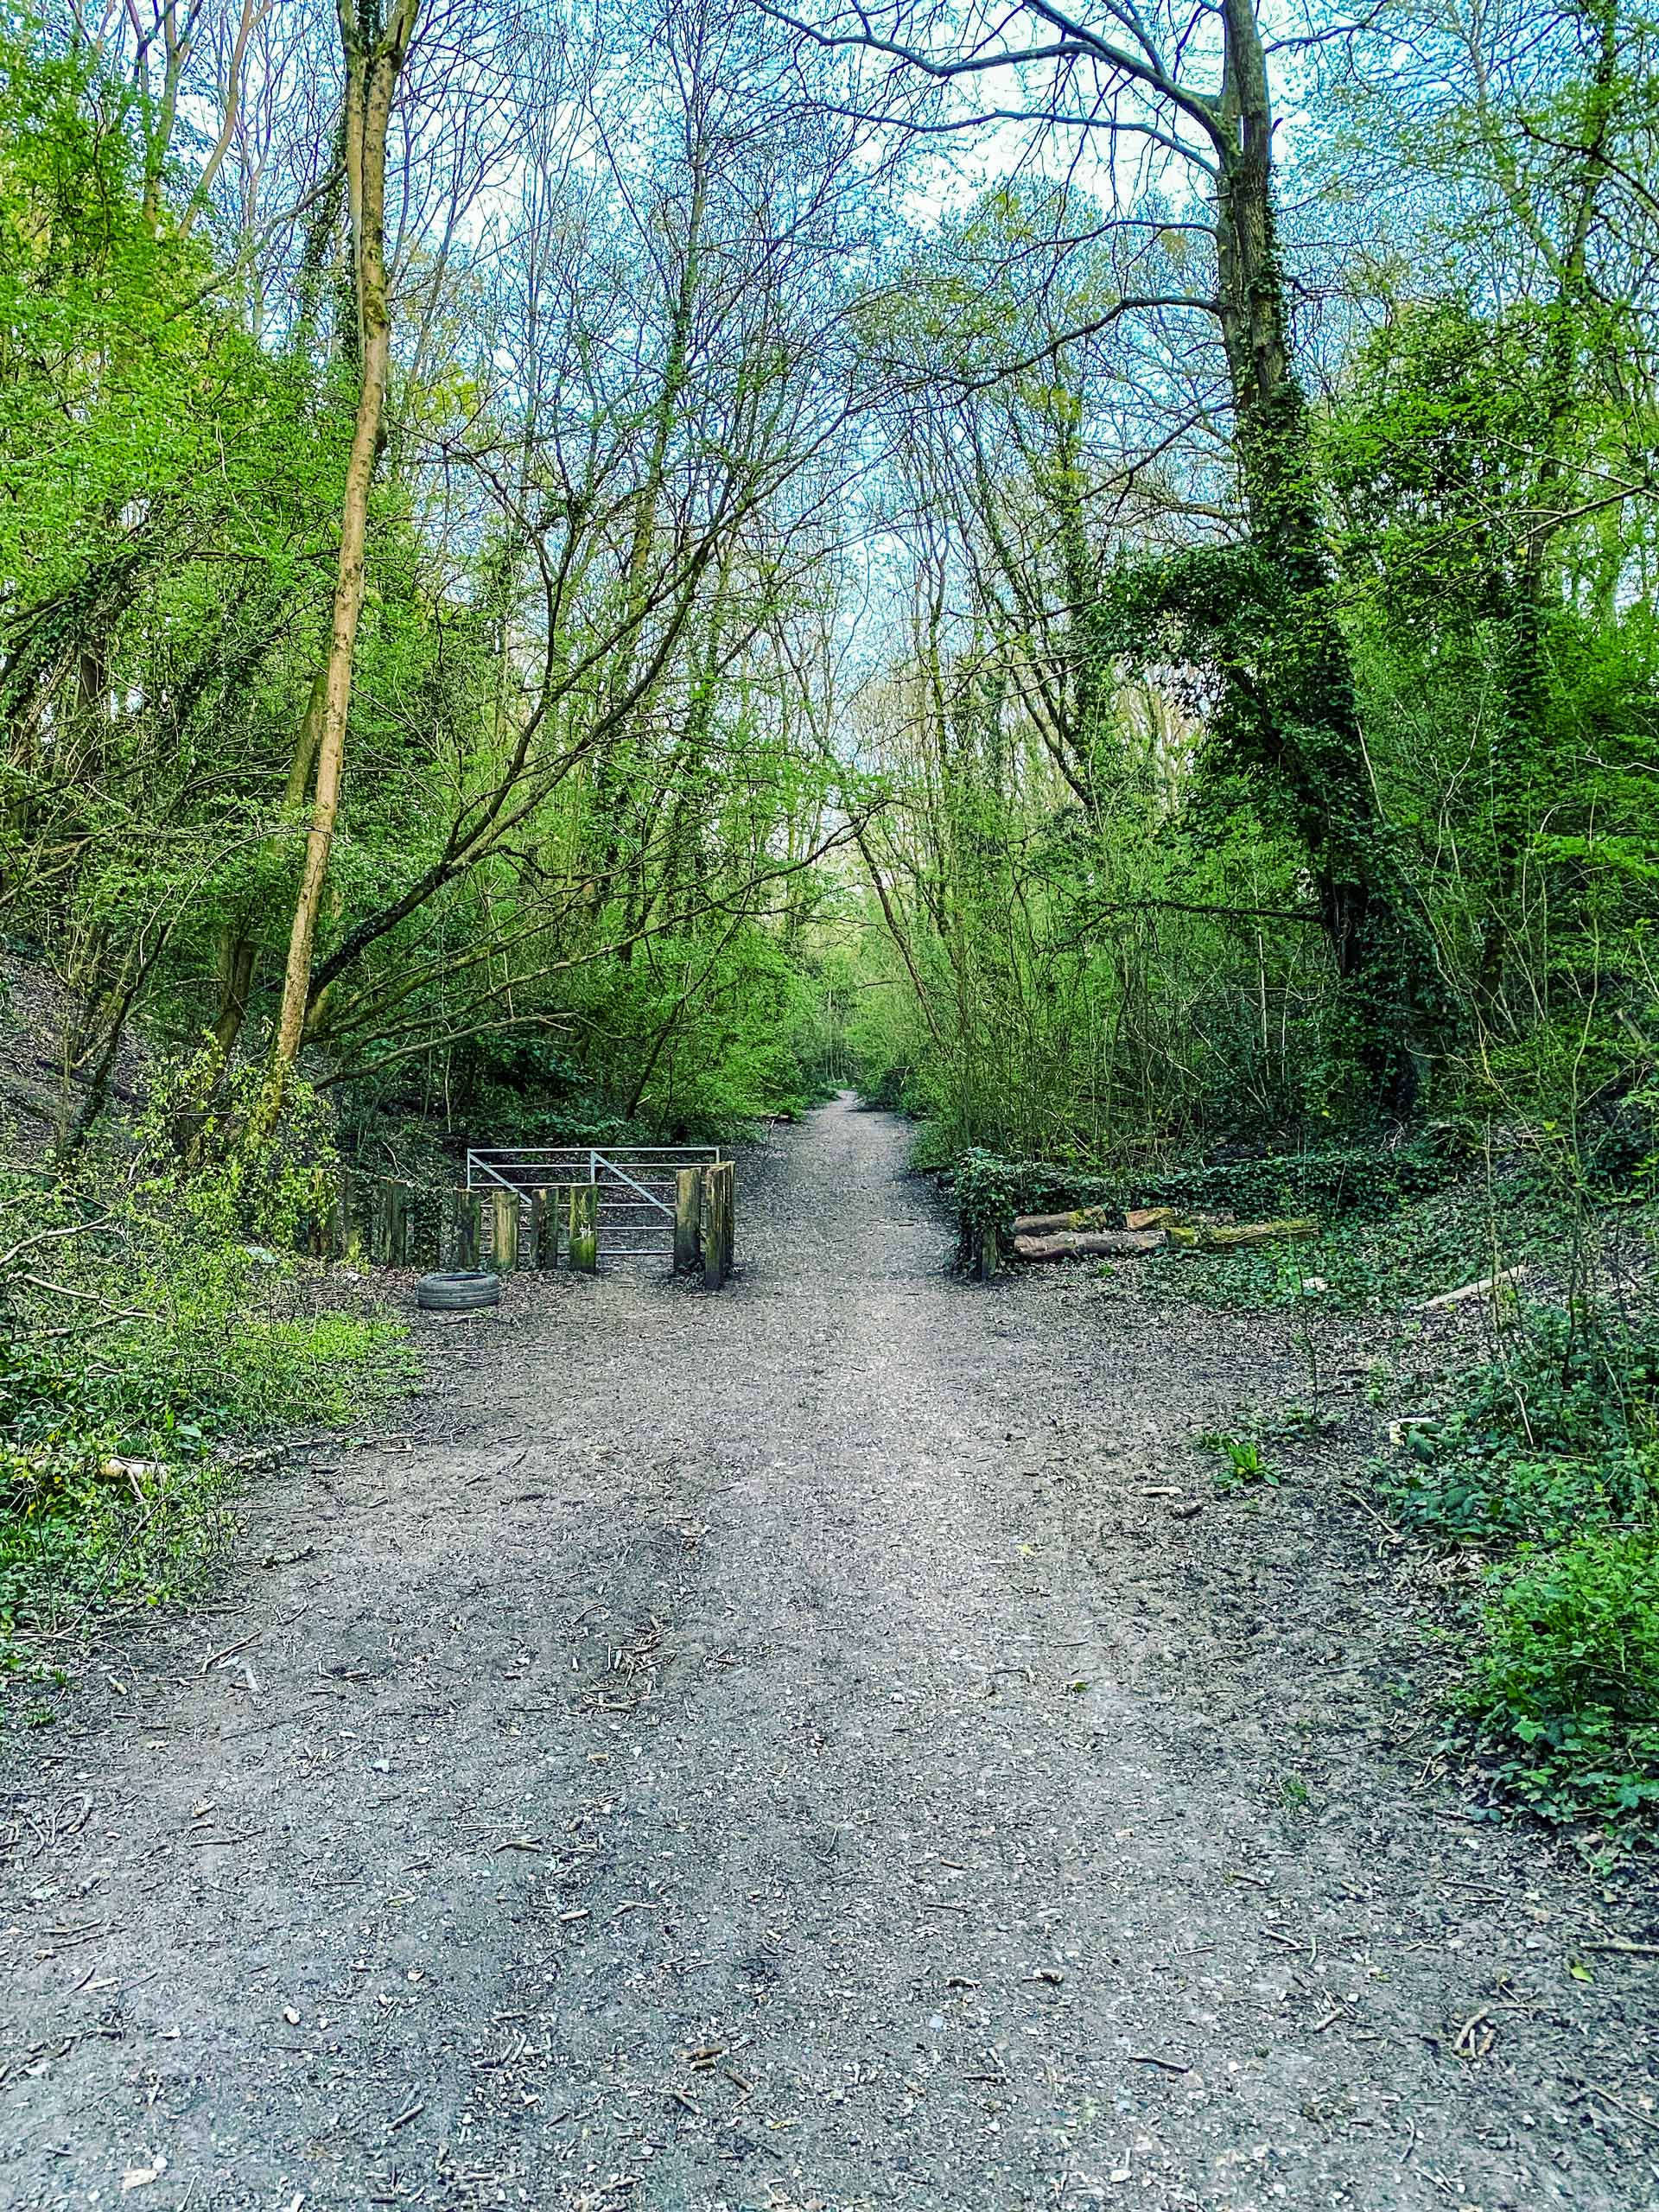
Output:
951 1130 1659 1838
1381 1301 1659 1832
1 1068 416 1713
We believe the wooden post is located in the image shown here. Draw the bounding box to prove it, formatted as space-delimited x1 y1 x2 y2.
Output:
674 1167 702 1274
701 1160 734 1289
442 1189 478 1268
524 1190 546 1270
336 1168 364 1267
378 1179 407 1267
568 1184 598 1272
488 1187 518 1274
976 1219 998 1281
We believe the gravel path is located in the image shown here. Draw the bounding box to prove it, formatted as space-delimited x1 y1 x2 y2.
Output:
3 1095 1657 2211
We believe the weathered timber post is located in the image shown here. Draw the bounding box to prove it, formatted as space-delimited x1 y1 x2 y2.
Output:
674 1167 702 1274
336 1169 365 1267
442 1189 478 1268
488 1187 518 1273
378 1179 407 1267
524 1191 546 1269
976 1219 998 1281
701 1160 734 1289
568 1184 598 1273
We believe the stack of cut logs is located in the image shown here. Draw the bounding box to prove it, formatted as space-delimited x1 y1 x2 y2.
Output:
1010 1203 1319 1263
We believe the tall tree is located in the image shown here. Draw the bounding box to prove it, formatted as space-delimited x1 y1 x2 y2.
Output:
776 0 1444 1107
264 0 421 1118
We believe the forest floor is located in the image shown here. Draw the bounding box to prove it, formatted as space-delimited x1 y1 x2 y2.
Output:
3 1094 1658 2212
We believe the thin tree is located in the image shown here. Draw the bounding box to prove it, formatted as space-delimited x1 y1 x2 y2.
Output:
262 0 420 1125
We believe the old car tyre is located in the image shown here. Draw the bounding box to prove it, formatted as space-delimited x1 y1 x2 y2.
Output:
415 1270 501 1312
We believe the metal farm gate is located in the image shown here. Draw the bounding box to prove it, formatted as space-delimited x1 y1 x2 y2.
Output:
465 1146 734 1283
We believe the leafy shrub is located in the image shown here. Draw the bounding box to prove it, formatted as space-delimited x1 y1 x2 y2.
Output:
950 1147 1125 1267
1385 1305 1659 1544
949 1135 1462 1271
1461 1531 1659 1826
0 1115 416 1688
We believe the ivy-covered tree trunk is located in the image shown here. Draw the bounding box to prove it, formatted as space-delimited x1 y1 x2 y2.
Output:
1211 0 1436 1111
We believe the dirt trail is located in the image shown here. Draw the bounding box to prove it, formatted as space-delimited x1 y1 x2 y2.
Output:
3 1096 1656 2212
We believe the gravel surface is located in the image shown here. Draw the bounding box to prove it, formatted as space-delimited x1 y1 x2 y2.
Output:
3 1094 1658 2211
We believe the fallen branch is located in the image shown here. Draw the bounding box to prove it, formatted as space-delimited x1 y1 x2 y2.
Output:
1417 1266 1528 1313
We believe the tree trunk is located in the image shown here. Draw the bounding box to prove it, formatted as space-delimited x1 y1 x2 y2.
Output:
261 0 420 1127
1213 0 1437 1110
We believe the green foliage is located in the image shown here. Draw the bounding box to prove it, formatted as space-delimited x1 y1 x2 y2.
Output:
948 1136 1461 1273
950 1147 1124 1267
1205 1433 1278 1491
1385 1306 1659 1546
1462 1532 1659 1827
0 1140 416 1694
1373 1300 1659 1831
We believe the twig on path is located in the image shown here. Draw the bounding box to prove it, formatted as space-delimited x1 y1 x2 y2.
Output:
200 1602 310 1673
200 1630 262 1675
1568 2083 1659 2133
1128 2052 1192 2074
1582 1938 1659 1957
1259 1925 1306 1953
387 2100 424 2132
1452 2007 1493 2056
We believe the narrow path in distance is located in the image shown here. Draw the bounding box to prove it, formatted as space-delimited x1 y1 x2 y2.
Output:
3 1096 1652 2211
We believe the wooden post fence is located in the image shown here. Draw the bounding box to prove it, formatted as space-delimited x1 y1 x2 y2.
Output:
568 1184 598 1272
700 1160 734 1289
487 1187 518 1274
674 1167 702 1274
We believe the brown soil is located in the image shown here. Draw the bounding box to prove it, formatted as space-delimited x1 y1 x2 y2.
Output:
3 1096 1657 2211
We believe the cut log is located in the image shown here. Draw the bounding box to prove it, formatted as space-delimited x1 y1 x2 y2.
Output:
1166 1218 1319 1249
1012 1228 1167 1262
1125 1205 1182 1230
1011 1205 1118 1236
